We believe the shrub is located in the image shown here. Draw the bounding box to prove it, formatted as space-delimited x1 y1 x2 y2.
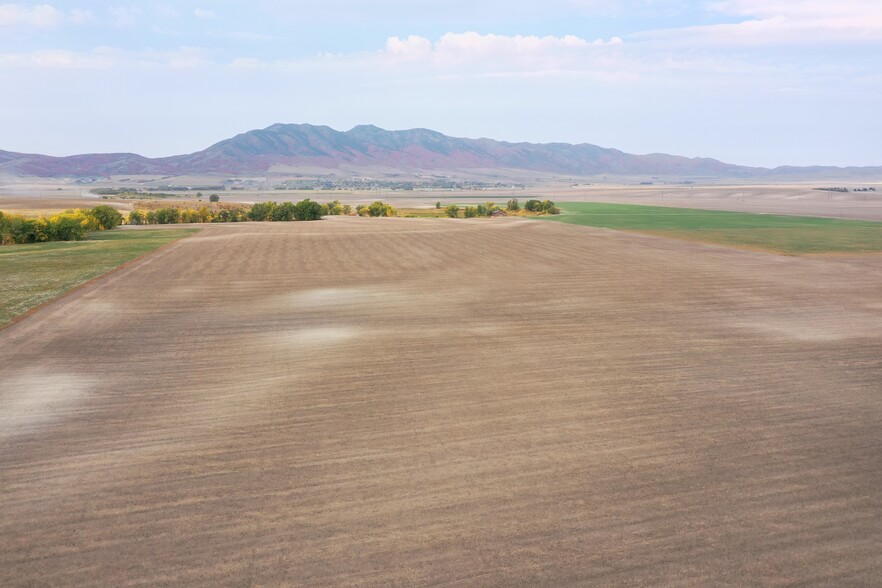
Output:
127 210 146 225
152 208 181 224
464 206 477 218
272 201 297 221
357 201 396 217
445 205 459 218
507 198 520 211
325 200 343 215
293 198 323 221
539 200 559 214
368 201 397 217
47 212 88 241
435 201 441 209
213 208 246 223
247 201 276 221
88 205 124 230
209 193 220 203
524 199 541 212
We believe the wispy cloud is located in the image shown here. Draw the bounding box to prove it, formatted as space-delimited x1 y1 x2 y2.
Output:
0 46 212 69
109 5 141 28
230 31 627 78
645 0 882 45
0 3 64 29
383 32 623 66
208 30 276 42
193 8 216 20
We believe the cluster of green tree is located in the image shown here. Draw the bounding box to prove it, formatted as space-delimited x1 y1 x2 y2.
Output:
441 199 559 218
128 199 339 226
0 205 124 245
524 199 560 214
355 201 397 217
93 188 188 200
90 188 128 195
463 202 499 218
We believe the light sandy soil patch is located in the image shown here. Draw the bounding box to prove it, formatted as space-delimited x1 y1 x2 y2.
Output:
1 218 881 585
0 195 131 215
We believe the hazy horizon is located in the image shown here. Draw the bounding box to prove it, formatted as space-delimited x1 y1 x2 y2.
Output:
2 1 881 167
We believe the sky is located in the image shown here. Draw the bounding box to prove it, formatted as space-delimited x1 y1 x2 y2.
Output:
1 1 880 167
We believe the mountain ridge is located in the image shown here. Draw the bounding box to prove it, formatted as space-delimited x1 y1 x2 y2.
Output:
1 124 880 179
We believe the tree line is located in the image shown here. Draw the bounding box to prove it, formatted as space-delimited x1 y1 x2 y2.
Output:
0 205 124 245
128 199 398 225
442 199 560 218
130 199 326 225
2 197 557 245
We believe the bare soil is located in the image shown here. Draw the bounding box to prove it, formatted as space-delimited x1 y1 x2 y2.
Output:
0 195 131 216
2 218 882 585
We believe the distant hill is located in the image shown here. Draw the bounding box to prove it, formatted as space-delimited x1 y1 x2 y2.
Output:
1 124 880 179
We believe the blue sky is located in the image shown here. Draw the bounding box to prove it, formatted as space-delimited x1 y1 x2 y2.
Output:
1 1 880 167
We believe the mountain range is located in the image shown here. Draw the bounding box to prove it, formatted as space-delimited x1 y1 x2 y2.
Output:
1 123 880 180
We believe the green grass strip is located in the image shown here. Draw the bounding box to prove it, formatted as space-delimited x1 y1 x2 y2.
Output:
538 202 882 254
0 228 198 328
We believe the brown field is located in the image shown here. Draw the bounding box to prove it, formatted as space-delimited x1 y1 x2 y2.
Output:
0 195 132 216
2 218 882 585
4 181 882 221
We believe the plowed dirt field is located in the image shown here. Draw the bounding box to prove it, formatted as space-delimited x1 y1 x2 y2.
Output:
2 218 882 585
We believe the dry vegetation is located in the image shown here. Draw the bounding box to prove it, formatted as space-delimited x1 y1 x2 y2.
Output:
2 218 881 584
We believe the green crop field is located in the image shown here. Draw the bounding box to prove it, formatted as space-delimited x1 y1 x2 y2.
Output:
540 202 882 254
0 228 198 328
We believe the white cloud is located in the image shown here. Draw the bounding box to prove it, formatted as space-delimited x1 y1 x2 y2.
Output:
68 8 95 25
649 0 882 45
381 32 624 67
0 46 212 69
109 5 141 27
156 5 180 19
208 30 276 42
0 3 63 28
0 49 114 68
384 35 433 62
193 8 216 19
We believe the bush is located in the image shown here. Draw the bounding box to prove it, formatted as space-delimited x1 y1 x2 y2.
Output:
507 198 520 211
525 199 541 212
539 200 559 214
209 193 220 203
464 206 477 218
88 205 124 230
523 199 559 214
47 212 88 241
325 200 343 215
272 201 297 222
293 198 324 221
435 201 441 209
371 201 396 217
152 208 181 224
358 201 396 217
127 210 146 225
0 210 91 243
213 208 247 223
445 205 459 218
247 202 276 222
